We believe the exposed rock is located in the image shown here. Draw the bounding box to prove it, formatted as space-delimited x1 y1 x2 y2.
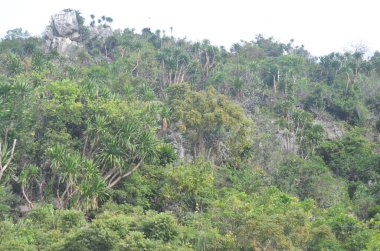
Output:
44 10 115 57
310 109 344 140
44 10 83 56
69 32 81 42
51 10 79 37
275 128 298 154
89 26 113 41
44 25 54 40
49 37 81 56
314 118 343 140
159 129 186 160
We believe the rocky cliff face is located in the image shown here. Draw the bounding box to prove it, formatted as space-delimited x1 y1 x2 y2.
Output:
44 10 83 56
44 10 114 57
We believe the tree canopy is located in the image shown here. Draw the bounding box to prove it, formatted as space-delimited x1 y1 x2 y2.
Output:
0 9 379 250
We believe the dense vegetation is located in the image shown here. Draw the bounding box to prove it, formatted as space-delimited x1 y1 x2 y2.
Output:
0 11 379 250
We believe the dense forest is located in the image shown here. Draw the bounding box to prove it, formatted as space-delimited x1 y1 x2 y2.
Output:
0 9 379 250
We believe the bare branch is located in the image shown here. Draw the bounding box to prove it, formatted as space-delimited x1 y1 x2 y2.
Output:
4 139 17 171
21 185 33 208
0 139 17 181
107 161 142 188
121 161 142 179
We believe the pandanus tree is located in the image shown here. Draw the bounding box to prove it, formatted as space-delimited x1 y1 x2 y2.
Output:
156 47 189 87
19 164 42 208
5 53 23 76
259 54 305 97
97 116 158 188
77 158 107 211
47 145 81 209
33 80 160 209
47 145 107 210
82 98 159 189
0 78 33 183
191 40 220 89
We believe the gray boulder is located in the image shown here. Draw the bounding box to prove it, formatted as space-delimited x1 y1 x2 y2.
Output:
48 37 81 55
69 32 81 42
44 9 114 57
44 10 82 56
51 10 79 37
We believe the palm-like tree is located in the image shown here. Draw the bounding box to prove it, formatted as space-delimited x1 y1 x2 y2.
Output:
97 117 158 188
83 115 109 157
19 164 40 208
59 152 81 208
159 105 171 132
78 159 107 211
48 145 82 208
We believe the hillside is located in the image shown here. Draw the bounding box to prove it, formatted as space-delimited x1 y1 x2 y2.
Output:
0 9 379 250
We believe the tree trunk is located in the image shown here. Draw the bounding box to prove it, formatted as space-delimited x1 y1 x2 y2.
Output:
21 185 33 208
272 74 277 95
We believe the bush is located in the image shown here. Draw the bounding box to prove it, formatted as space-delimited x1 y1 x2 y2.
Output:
274 155 349 208
57 209 86 232
26 204 55 229
139 211 179 242
0 185 20 220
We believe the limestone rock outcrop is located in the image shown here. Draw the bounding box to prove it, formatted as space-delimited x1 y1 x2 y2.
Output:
89 26 113 42
44 10 83 56
44 10 115 57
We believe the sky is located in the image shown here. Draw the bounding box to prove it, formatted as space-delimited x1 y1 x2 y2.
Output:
1 0 379 56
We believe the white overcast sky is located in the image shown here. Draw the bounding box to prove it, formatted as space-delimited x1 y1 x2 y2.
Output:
1 0 379 56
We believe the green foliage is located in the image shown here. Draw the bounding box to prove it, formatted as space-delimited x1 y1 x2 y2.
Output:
60 211 133 250
274 155 349 208
0 11 379 250
156 144 177 166
140 211 179 242
329 213 375 250
4 28 30 40
56 209 86 232
167 84 255 164
56 208 190 250
208 187 314 250
308 224 343 250
5 52 23 75
161 161 215 214
216 165 269 194
0 185 20 220
110 165 163 210
317 129 379 184
25 204 55 228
